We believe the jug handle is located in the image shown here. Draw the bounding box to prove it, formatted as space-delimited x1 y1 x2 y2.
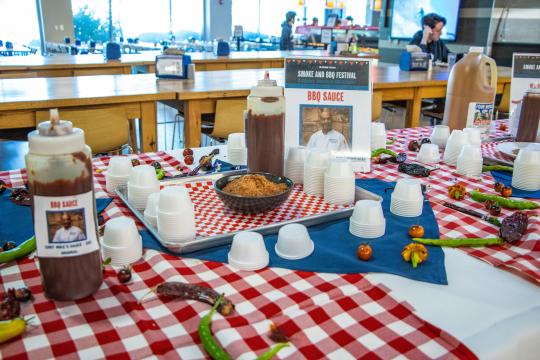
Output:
482 57 498 89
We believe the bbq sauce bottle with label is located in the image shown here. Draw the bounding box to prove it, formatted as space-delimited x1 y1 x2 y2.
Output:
26 110 102 301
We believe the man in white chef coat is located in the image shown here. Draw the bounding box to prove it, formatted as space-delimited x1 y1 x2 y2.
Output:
52 213 86 243
307 109 349 151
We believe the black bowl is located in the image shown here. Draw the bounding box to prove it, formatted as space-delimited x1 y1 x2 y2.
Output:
214 172 294 213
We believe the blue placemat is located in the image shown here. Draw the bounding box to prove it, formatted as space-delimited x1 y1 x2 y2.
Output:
141 178 447 285
491 170 540 199
0 191 113 246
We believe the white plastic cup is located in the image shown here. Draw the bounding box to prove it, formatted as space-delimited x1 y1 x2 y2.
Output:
326 158 354 179
102 217 140 248
287 146 307 163
430 125 450 148
143 192 160 227
227 132 246 149
228 231 269 271
108 156 132 176
443 130 469 165
416 143 440 163
158 186 193 213
306 149 331 168
350 200 384 225
129 164 159 187
515 148 540 165
275 224 314 260
371 122 386 135
393 178 423 200
463 128 482 146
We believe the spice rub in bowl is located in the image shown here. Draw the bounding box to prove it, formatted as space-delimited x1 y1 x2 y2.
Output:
223 174 289 197
215 173 293 213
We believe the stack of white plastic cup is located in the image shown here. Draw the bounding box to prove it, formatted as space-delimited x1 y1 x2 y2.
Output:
106 156 132 194
463 127 482 146
157 186 197 243
304 149 331 196
512 149 540 191
324 158 355 205
227 133 247 166
228 231 269 271
430 125 450 148
390 178 424 217
443 130 469 166
456 145 483 177
127 165 160 210
349 200 386 238
416 143 441 164
285 146 307 184
275 224 314 260
143 192 160 227
371 122 387 150
100 217 143 267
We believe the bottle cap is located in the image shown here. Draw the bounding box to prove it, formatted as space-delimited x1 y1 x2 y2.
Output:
28 109 86 155
469 47 484 54
250 71 283 97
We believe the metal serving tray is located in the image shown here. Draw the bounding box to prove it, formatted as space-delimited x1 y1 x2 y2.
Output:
116 171 382 254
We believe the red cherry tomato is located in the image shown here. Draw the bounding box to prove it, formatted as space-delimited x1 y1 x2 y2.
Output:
183 148 194 157
184 155 194 165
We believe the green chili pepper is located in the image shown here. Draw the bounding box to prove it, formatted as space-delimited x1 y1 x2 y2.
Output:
256 343 289 360
371 148 397 158
470 190 539 210
412 237 504 247
198 294 233 360
0 236 36 264
155 169 166 180
482 165 513 173
386 137 396 145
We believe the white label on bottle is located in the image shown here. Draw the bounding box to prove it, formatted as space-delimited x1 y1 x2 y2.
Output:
466 102 494 139
33 192 99 258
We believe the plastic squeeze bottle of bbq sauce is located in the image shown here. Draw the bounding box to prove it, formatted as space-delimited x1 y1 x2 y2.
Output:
443 47 497 140
25 109 102 301
246 71 285 176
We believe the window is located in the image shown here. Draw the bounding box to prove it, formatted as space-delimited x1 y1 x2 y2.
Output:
171 0 204 41
72 0 110 43
0 0 40 48
345 0 368 26
231 0 261 41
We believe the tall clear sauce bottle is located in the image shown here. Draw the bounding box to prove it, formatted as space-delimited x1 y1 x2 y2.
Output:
245 71 285 176
26 110 102 301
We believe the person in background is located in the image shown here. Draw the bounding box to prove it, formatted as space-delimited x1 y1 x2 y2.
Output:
280 11 296 51
307 109 349 151
409 13 450 62
335 18 342 28
345 16 354 26
311 17 319 27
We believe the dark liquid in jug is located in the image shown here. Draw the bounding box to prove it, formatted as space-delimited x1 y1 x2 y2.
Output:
516 91 540 143
246 110 285 176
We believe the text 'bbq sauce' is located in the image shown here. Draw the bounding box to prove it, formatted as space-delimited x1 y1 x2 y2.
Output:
26 109 102 301
246 71 285 176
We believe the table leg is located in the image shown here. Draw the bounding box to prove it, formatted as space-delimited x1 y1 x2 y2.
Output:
140 101 157 152
183 100 202 148
405 88 422 128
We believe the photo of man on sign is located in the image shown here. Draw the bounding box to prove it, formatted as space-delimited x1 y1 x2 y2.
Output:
302 106 351 152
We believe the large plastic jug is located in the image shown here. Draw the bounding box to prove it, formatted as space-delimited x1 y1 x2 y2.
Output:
443 47 497 139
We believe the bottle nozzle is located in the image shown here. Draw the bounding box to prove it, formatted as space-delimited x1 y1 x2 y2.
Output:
50 108 59 125
264 70 270 80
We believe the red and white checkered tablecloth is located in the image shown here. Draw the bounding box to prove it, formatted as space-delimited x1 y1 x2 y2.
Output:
381 122 540 286
0 152 478 359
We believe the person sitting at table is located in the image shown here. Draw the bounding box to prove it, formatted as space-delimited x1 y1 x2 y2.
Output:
52 213 86 243
310 17 319 27
409 13 450 62
280 11 296 51
307 109 349 151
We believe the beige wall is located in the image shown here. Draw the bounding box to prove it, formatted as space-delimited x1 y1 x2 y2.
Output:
41 0 74 43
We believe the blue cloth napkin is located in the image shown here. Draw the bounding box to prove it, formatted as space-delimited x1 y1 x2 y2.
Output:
141 178 447 285
0 191 113 246
491 170 540 199
214 159 246 172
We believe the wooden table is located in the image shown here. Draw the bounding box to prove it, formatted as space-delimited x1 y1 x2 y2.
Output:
170 64 511 147
0 75 177 152
0 50 378 77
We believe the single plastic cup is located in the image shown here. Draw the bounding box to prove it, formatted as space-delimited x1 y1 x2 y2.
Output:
129 165 159 187
275 223 314 260
390 192 423 217
443 130 469 165
227 132 246 149
143 192 160 226
326 158 354 178
350 200 384 225
306 149 331 168
228 231 269 271
108 156 132 176
287 146 307 163
515 148 540 165
416 143 440 163
463 127 482 146
158 186 193 214
371 134 386 150
393 178 423 200
371 122 386 135
102 217 140 248
430 125 450 148
459 145 483 161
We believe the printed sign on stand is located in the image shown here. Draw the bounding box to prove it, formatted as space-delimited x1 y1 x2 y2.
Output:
284 57 372 172
511 53 540 114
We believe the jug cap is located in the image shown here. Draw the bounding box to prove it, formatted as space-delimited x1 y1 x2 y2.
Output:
250 71 283 98
468 46 484 54
28 108 86 155
257 71 277 87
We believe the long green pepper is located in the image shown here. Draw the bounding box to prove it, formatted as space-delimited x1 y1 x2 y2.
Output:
198 294 232 360
0 236 36 264
371 148 397 158
412 237 504 247
482 165 513 173
470 190 539 210
256 342 289 360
